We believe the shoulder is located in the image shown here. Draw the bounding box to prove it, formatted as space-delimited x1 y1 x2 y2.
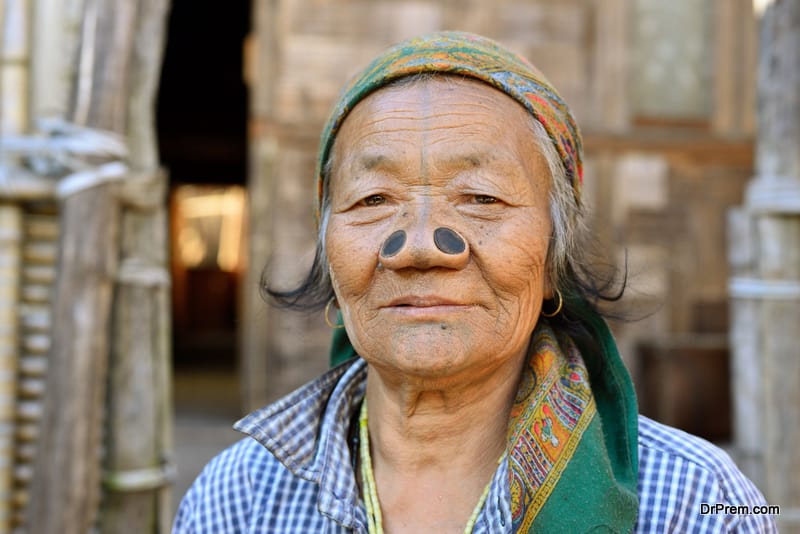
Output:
635 415 778 533
638 414 745 483
191 436 287 495
172 438 316 533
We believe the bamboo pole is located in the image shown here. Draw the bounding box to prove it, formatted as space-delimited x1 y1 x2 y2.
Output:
0 0 6 130
27 180 121 534
30 0 68 119
0 0 32 136
98 0 174 531
729 0 800 531
100 170 173 534
751 1 800 529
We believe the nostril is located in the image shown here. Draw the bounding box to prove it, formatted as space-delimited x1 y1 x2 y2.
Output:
434 227 466 255
381 230 407 257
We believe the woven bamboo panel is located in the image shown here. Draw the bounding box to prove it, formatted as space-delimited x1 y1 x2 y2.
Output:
0 205 23 533
11 203 59 531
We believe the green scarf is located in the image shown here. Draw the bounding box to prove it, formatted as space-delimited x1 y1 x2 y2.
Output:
329 303 639 532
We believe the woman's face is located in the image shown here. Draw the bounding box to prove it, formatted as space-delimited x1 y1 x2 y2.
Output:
326 77 553 382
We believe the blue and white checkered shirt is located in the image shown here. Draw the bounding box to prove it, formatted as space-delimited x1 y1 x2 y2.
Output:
173 359 778 533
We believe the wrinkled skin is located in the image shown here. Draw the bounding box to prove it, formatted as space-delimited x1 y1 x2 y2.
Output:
326 76 556 533
327 77 553 389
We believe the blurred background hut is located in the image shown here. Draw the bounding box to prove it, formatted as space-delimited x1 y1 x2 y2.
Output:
0 0 797 532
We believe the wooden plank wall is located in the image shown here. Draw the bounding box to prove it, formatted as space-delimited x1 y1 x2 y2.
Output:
244 0 597 410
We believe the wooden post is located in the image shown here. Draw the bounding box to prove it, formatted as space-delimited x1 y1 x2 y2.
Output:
100 170 173 534
729 0 800 531
95 0 174 532
592 0 631 133
712 0 758 136
27 181 121 534
241 0 276 412
241 134 277 411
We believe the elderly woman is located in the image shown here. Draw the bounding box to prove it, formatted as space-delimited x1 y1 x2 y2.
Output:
174 32 776 533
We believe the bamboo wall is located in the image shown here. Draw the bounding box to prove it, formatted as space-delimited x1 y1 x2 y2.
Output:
9 202 58 530
0 205 22 531
0 0 783 531
0 199 60 532
0 0 173 532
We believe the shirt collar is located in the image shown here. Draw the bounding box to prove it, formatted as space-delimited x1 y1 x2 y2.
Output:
233 357 513 532
234 358 368 528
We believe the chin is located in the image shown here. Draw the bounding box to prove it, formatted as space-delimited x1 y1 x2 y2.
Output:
368 325 478 377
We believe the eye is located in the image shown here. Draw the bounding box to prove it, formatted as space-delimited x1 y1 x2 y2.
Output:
362 194 386 206
474 195 498 204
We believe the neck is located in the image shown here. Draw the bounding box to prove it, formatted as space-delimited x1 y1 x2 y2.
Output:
362 352 527 532
365 359 523 467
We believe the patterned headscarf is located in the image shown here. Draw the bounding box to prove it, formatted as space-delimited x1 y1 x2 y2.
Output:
315 31 583 214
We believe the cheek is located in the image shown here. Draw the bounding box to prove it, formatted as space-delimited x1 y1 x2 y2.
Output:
476 216 549 288
471 215 550 325
495 242 548 310
325 218 379 300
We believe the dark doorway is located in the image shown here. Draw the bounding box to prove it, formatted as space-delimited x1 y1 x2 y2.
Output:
157 0 251 506
158 0 249 375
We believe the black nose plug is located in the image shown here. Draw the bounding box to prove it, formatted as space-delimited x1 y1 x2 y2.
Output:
434 227 466 255
380 230 407 257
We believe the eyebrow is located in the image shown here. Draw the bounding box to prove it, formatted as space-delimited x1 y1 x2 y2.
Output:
350 153 407 178
445 153 484 168
359 154 389 171
354 151 488 173
351 146 495 183
433 151 493 176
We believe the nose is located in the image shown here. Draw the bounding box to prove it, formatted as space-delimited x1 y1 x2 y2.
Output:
379 225 469 270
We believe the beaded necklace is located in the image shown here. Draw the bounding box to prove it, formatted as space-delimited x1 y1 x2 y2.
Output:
358 399 499 534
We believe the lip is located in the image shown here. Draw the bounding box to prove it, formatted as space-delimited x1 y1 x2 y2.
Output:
385 295 464 307
381 296 477 319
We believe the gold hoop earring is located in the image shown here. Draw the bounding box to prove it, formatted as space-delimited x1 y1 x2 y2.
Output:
324 298 345 329
541 289 563 318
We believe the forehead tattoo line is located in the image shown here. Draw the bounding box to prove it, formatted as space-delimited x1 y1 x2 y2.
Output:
419 84 434 186
418 85 435 223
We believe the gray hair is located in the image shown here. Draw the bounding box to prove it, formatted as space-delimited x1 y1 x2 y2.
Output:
528 114 586 292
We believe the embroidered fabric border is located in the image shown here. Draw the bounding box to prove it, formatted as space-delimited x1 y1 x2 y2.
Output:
507 323 596 531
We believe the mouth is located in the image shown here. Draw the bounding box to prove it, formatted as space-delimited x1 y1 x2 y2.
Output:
386 296 463 307
382 296 475 319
